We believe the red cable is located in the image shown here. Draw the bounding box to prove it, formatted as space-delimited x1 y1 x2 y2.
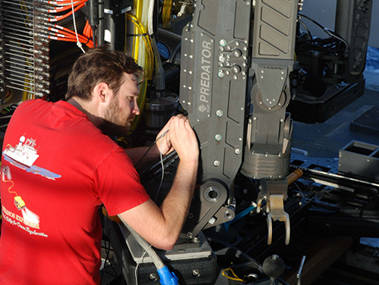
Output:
49 2 85 22
48 1 87 13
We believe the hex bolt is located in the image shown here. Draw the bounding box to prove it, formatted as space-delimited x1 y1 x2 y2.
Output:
209 217 217 224
192 269 201 277
192 237 200 243
233 66 241 74
219 39 227 47
149 273 158 281
215 134 222 141
216 109 224 117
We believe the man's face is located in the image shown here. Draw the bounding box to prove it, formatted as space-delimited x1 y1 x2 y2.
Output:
104 72 140 131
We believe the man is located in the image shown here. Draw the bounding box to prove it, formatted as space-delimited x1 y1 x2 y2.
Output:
0 47 199 284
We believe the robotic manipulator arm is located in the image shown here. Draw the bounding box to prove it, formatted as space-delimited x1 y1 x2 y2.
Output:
179 0 299 245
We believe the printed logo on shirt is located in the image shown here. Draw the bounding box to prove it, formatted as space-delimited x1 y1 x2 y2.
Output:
2 136 61 180
1 166 48 238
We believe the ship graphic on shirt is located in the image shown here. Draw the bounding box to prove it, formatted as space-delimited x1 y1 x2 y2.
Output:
3 136 39 167
2 136 61 180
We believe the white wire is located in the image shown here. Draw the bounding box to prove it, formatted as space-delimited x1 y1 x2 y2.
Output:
134 249 148 285
154 151 165 201
147 0 155 36
71 0 86 53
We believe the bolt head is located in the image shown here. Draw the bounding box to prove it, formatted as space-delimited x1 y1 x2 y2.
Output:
219 39 227 47
215 134 222 141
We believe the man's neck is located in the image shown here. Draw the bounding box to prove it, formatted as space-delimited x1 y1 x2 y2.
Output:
67 97 103 127
67 97 128 137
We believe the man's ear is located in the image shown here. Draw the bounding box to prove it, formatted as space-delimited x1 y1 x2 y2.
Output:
93 82 112 103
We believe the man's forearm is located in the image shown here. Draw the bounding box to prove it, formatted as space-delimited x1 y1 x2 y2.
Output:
159 159 198 244
117 158 198 250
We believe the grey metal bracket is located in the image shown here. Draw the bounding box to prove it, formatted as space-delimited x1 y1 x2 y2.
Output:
187 180 233 236
257 179 290 245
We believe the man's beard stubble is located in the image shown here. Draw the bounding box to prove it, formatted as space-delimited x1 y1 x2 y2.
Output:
102 99 130 137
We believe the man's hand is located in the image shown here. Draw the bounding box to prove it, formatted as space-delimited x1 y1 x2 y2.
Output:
156 115 199 162
155 117 173 155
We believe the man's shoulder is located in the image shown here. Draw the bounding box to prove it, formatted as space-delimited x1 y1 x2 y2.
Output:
14 99 50 114
19 98 48 108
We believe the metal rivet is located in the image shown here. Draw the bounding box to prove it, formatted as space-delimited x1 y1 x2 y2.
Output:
219 39 227 47
216 109 224 117
149 273 158 281
213 160 220 167
192 269 201 277
215 134 222 141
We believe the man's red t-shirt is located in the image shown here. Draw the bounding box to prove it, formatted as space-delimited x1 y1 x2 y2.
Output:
0 99 149 284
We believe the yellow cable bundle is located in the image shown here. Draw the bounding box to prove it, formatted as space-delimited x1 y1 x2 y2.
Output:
126 2 155 132
127 14 154 80
132 0 143 61
162 0 173 27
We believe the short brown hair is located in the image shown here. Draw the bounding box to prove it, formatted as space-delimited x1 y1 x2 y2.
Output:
66 47 142 100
